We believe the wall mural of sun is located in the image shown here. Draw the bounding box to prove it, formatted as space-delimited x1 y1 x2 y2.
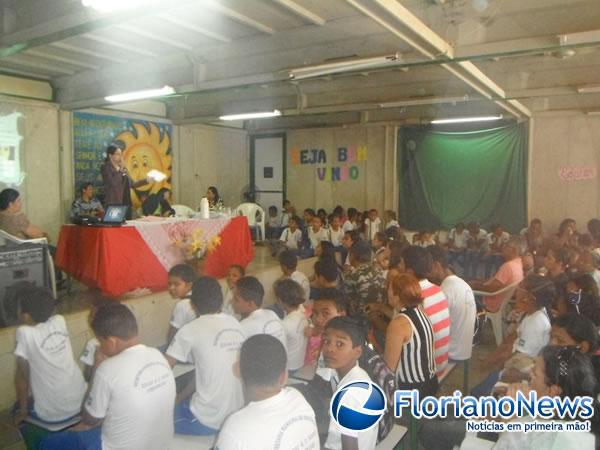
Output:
116 122 172 209
72 112 173 209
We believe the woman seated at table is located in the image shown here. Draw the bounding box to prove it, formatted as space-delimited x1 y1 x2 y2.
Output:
142 188 175 217
202 186 224 211
0 188 48 240
70 182 104 221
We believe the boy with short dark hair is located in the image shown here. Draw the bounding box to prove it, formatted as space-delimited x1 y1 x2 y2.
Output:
41 303 176 450
216 335 319 449
233 276 287 349
280 250 310 301
166 277 245 435
167 264 197 344
322 316 378 450
13 286 86 428
275 278 308 371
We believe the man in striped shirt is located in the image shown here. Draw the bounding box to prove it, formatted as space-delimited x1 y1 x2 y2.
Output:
402 246 450 375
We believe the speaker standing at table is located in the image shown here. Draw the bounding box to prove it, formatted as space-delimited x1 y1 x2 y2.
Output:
100 144 150 220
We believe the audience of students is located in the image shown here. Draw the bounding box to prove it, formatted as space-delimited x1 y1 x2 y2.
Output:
10 199 600 450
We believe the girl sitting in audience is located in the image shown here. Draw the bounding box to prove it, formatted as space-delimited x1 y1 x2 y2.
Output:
275 279 309 372
383 272 438 397
342 207 358 233
271 215 302 257
520 218 544 256
306 216 329 258
489 346 599 450
317 208 328 228
543 247 570 304
553 218 578 249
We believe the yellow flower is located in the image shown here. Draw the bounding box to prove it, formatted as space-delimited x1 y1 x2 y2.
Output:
207 236 222 253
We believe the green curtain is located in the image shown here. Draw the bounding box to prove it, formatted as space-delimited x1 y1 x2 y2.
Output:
398 122 528 233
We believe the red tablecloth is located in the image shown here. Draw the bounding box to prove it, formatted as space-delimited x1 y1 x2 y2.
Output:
56 217 254 297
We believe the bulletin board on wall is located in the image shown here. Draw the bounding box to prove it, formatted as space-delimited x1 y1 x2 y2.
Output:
72 111 173 208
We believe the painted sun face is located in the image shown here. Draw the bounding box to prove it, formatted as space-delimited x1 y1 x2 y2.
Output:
117 122 171 209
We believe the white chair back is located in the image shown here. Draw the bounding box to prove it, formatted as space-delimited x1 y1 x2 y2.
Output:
171 204 195 218
235 203 266 240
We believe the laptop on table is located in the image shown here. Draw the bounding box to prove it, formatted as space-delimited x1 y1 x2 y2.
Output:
87 205 128 227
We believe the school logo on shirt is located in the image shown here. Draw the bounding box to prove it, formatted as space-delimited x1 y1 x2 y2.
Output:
330 381 386 432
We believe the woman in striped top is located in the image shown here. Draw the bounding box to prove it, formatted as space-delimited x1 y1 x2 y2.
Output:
383 272 438 397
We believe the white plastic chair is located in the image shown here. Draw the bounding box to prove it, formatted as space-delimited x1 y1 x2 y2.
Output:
473 281 519 346
236 203 265 241
171 204 195 218
0 229 57 299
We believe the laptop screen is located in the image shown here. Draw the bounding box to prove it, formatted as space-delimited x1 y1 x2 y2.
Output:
103 205 128 223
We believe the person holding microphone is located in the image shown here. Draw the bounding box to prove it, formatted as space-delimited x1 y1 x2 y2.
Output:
100 144 150 219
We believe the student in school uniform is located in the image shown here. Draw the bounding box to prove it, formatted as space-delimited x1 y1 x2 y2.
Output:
232 276 287 350
307 216 330 257
166 264 197 345
271 215 303 257
80 299 113 382
384 210 400 230
364 209 382 242
279 250 311 302
166 277 245 435
13 286 87 430
216 335 319 450
322 316 378 450
221 264 244 317
275 279 309 372
342 207 358 233
41 303 176 450
328 215 345 253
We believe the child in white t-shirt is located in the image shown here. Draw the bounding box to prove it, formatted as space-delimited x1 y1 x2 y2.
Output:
13 286 87 429
217 335 319 450
322 316 378 450
266 205 283 240
342 208 358 233
166 264 197 345
233 276 287 350
222 264 245 316
166 277 245 435
328 215 344 248
364 209 382 242
384 210 400 230
41 303 176 450
308 216 330 255
80 299 114 381
272 216 303 257
275 279 308 371
279 250 311 302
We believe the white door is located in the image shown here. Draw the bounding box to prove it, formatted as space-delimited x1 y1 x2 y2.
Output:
251 134 285 213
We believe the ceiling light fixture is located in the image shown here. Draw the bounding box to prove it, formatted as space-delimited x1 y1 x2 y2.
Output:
81 0 146 12
219 110 281 121
586 110 600 116
430 115 503 124
577 84 600 94
289 54 401 80
104 85 175 102
380 95 470 108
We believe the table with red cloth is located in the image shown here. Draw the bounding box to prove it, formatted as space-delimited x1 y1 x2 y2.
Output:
56 216 254 297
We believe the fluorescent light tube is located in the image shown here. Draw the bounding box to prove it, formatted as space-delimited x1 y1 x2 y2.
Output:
380 95 470 108
289 54 400 80
586 111 600 116
577 85 600 94
430 115 503 124
104 86 175 102
219 110 281 121
82 0 146 12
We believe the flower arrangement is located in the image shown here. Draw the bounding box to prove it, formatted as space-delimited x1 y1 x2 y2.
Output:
171 226 221 261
